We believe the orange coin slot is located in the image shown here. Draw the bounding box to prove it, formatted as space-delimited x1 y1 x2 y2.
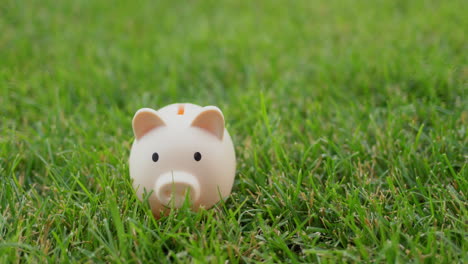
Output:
177 105 185 115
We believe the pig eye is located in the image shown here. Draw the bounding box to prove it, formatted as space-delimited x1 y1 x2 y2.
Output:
152 152 159 162
194 152 202 161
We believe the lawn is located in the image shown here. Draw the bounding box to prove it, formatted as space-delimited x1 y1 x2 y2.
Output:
0 0 466 262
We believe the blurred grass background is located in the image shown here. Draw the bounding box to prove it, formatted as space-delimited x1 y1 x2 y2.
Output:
0 0 466 262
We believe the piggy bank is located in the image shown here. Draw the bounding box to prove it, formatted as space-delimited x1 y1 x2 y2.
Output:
129 103 236 217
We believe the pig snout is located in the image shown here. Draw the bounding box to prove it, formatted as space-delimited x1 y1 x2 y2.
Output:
154 171 201 208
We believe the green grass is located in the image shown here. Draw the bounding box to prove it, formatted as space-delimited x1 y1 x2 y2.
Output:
1 0 467 262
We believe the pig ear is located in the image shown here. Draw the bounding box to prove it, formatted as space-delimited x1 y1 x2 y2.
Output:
132 108 166 140
191 106 224 140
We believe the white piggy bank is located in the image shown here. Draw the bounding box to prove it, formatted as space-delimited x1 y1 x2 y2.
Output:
129 103 236 217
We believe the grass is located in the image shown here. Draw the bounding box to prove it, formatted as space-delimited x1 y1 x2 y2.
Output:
0 0 467 262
